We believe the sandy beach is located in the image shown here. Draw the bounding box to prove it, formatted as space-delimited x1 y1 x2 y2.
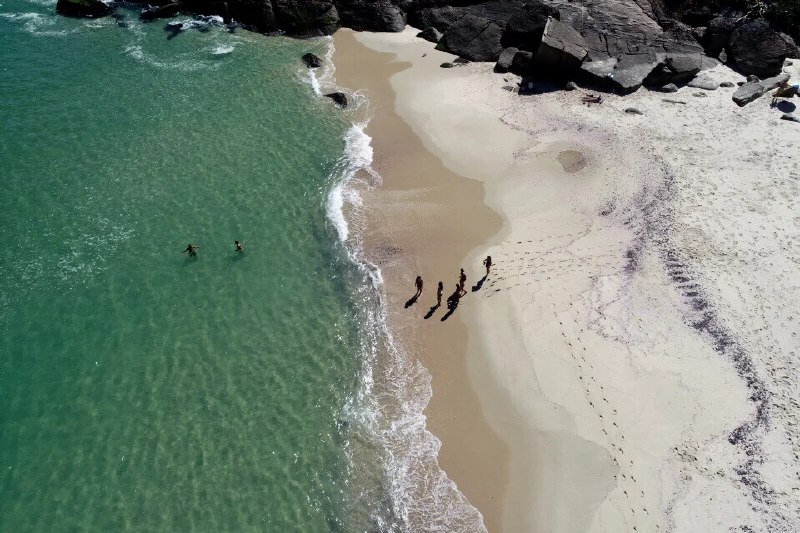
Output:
333 26 800 533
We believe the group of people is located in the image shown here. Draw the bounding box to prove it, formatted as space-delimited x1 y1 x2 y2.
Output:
412 255 492 314
182 240 244 257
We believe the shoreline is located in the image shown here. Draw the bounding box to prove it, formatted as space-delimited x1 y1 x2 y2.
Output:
332 30 509 531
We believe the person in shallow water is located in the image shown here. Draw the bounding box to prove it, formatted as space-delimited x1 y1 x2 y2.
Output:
235 240 244 253
182 243 199 257
415 275 424 298
483 255 492 275
436 281 444 307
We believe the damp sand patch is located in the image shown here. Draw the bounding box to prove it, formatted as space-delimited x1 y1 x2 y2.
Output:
557 150 588 174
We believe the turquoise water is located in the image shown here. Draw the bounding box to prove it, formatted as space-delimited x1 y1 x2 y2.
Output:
0 3 384 530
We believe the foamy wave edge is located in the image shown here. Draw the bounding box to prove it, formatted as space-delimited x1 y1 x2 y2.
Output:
309 37 487 532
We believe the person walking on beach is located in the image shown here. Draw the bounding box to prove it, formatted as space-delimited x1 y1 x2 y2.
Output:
483 255 492 276
234 240 244 253
415 275 424 298
458 269 467 296
436 281 443 307
182 243 199 257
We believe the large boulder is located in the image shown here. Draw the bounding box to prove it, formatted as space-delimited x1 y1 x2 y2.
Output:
436 14 504 62
501 0 559 51
608 53 660 94
338 0 406 32
729 19 790 77
417 26 443 43
732 72 790 106
644 54 702 86
56 0 112 18
407 5 463 33
302 52 323 68
494 46 518 73
700 16 736 57
533 17 587 73
271 0 339 36
687 73 720 90
510 50 533 76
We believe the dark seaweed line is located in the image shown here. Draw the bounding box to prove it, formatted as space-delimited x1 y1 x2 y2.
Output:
614 154 789 529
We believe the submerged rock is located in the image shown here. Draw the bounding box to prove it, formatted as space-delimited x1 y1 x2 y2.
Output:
56 0 112 18
324 92 348 108
302 53 322 68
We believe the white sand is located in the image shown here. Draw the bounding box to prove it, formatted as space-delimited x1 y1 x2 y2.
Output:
351 28 800 532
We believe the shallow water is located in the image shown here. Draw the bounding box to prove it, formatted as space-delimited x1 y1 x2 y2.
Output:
0 3 379 530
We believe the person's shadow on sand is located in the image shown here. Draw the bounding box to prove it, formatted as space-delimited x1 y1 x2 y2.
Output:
776 100 797 113
405 294 420 308
472 275 488 292
424 304 440 319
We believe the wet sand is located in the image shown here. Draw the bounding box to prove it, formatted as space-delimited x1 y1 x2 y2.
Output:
332 30 508 532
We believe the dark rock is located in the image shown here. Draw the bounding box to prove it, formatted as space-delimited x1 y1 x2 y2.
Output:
720 81 735 88
687 74 719 90
644 54 702 86
737 81 745 86
56 0 112 18
779 33 799 59
787 60 795 66
660 83 679 93
533 17 587 73
700 16 736 57
453 57 470 64
440 62 454 68
624 107 643 114
719 50 728 63
729 19 790 77
781 113 800 123
494 47 518 73
324 92 348 107
501 0 559 51
214 0 275 32
609 53 660 94
693 92 708 97
302 53 322 68
732 72 790 106
436 14 504 62
747 74 760 83
510 50 533 76
407 5 461 34
338 0 406 32
417 26 442 43
272 0 339 37
140 2 180 22
565 81 579 91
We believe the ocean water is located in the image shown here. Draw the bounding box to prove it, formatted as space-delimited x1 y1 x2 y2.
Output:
0 3 386 530
0 2 488 530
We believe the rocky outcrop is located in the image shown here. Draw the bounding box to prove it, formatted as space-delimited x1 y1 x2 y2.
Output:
56 0 112 18
732 72 790 106
500 1 558 50
140 2 181 21
436 14 504 62
338 0 405 32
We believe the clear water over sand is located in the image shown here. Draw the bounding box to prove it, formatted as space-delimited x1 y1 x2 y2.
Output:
0 3 387 530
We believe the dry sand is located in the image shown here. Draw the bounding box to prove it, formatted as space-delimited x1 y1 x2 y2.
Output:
334 26 800 533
